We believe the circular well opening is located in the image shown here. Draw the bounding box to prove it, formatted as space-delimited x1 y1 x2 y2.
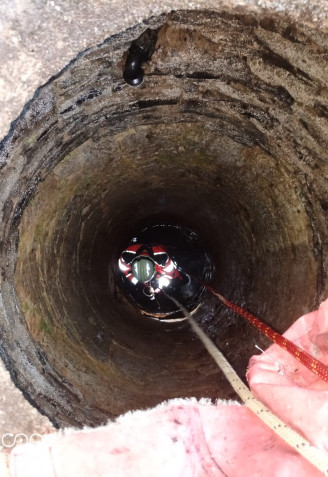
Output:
1 9 328 427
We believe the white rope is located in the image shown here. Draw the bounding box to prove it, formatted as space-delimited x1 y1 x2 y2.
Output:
164 292 328 476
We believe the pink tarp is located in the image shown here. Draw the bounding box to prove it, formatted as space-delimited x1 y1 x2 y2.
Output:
4 298 328 476
247 298 328 456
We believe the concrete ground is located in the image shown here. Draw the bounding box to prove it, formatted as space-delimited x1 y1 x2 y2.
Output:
0 0 327 454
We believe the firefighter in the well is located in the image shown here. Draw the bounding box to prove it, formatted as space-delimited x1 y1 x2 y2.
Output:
118 244 182 298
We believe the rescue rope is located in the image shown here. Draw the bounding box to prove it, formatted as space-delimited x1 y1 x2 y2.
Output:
203 283 328 384
163 291 328 476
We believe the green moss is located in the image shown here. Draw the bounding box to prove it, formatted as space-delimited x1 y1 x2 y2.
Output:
26 135 37 147
39 318 53 336
21 300 32 314
62 152 73 161
35 222 44 241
